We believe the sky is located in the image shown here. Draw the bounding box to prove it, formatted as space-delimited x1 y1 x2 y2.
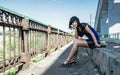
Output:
0 0 98 32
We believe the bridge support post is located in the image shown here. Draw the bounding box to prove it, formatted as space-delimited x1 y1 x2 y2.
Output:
64 32 67 45
54 29 59 51
20 18 30 69
45 25 51 57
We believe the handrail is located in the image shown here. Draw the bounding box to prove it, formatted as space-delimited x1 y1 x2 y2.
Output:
0 5 72 73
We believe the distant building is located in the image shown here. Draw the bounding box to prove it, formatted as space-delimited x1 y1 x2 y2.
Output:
94 0 120 43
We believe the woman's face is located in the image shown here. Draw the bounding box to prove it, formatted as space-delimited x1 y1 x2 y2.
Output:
71 21 78 29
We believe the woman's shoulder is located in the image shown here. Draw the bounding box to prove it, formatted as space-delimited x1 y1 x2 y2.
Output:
80 22 89 26
80 22 89 29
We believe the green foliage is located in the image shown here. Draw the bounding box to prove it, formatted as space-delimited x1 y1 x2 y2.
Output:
50 48 56 53
0 42 3 61
28 32 47 51
4 67 18 75
30 53 45 65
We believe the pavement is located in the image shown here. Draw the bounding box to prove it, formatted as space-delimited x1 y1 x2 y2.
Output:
16 42 100 75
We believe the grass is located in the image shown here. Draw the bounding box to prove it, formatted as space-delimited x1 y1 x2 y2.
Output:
1 47 57 75
0 48 3 61
30 53 45 65
4 67 18 75
30 48 56 65
50 48 56 53
0 28 60 74
2 53 46 75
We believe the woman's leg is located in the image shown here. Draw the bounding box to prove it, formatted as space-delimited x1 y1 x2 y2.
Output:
63 39 89 64
71 50 78 61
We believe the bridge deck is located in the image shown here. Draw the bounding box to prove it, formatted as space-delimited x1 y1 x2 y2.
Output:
17 42 100 75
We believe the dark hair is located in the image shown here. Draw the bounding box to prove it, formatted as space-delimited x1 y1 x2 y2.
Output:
69 16 81 29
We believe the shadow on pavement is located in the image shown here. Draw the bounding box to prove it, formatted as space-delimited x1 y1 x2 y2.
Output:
42 44 96 75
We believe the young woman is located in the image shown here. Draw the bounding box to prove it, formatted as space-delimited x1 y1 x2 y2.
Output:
62 16 101 66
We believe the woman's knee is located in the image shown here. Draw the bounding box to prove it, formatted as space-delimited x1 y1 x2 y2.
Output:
73 39 79 46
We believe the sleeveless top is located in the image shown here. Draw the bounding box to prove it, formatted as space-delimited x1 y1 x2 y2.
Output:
77 23 100 41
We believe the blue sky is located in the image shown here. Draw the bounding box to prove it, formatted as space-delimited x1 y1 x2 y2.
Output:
0 0 98 32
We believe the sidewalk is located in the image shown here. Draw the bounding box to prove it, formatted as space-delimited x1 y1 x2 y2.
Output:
17 42 99 75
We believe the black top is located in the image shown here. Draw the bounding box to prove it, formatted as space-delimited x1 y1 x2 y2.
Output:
77 23 100 41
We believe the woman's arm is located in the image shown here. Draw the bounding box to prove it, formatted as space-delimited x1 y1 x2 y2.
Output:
74 28 79 39
85 25 100 46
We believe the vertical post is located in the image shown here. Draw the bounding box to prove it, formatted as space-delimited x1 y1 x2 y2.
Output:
45 25 51 57
3 26 5 72
20 18 30 69
56 29 59 49
55 29 59 50
9 26 11 69
64 32 67 45
59 33 62 47
62 32 64 47
63 32 65 45
13 28 16 61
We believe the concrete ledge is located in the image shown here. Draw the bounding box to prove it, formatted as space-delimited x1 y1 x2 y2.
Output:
91 47 120 75
105 38 120 44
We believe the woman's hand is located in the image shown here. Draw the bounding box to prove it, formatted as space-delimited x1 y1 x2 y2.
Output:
95 43 101 47
95 43 106 48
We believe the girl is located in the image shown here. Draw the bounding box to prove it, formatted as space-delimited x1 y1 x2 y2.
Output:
62 16 101 66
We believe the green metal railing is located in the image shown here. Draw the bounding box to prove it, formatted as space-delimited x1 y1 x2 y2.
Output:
0 6 72 73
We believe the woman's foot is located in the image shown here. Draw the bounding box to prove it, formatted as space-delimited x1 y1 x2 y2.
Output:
69 60 77 64
70 59 77 64
61 60 70 67
70 58 77 64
